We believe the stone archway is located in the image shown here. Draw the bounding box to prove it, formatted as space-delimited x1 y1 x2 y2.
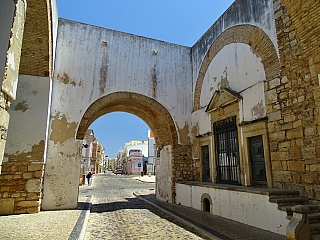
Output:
193 24 280 111
201 193 212 213
76 92 182 203
77 92 178 147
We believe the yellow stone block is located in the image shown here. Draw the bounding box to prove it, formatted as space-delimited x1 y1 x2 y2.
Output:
0 199 14 215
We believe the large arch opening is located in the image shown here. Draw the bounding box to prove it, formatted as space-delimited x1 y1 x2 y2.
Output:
83 112 152 176
76 92 180 203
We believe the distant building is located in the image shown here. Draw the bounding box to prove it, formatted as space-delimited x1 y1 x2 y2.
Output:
81 129 94 176
122 140 148 175
106 158 116 170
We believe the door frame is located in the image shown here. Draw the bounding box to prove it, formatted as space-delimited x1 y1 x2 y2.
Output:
248 135 267 185
199 136 212 182
241 120 272 187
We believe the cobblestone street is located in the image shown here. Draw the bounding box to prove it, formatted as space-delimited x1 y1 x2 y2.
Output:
81 173 206 240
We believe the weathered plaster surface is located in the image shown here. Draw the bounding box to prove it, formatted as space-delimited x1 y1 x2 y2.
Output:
198 44 267 125
192 0 278 84
156 145 172 203
5 75 51 162
50 114 77 145
178 122 190 145
44 19 195 209
54 19 193 135
191 110 211 137
42 139 80 210
2 0 26 100
4 140 44 162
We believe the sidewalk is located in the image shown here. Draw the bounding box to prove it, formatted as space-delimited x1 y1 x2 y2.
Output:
133 174 156 183
134 189 286 240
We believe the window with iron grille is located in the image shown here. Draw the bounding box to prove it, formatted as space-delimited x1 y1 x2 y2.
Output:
213 116 240 184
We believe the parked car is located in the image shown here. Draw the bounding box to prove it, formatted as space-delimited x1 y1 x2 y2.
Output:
114 169 122 175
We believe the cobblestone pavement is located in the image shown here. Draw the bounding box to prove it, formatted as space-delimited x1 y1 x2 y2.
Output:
81 172 207 240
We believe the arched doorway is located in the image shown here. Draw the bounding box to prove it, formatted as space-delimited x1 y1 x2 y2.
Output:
201 193 212 213
42 92 190 210
77 92 179 203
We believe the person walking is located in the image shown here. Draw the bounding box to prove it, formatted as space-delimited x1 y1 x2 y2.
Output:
86 171 92 185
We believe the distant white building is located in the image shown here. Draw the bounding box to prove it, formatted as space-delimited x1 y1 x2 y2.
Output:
121 131 156 175
82 129 94 174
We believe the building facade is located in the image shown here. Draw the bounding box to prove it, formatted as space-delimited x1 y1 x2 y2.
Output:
0 0 319 237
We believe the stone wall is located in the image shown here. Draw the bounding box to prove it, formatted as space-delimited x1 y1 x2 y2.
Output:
19 0 52 77
268 0 320 201
0 162 44 214
171 144 197 202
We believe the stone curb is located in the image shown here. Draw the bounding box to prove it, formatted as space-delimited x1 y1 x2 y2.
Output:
77 196 92 240
133 192 221 240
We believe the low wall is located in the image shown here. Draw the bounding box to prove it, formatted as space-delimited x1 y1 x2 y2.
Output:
176 182 288 235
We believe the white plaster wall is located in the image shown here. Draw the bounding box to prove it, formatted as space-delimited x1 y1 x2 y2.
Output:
82 138 93 173
241 81 266 122
43 19 194 209
156 145 172 202
191 108 211 136
192 44 266 135
42 139 81 210
175 183 192 206
200 43 266 113
54 19 193 135
192 0 278 83
176 183 288 235
5 75 51 161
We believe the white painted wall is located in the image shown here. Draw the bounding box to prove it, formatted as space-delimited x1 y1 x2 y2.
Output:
156 145 172 202
192 0 278 84
200 43 266 118
176 183 288 235
192 43 266 136
43 137 81 210
44 0 278 210
53 19 193 135
43 19 193 209
5 75 51 162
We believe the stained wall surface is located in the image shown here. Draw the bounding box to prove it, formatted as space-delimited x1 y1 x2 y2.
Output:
43 19 193 208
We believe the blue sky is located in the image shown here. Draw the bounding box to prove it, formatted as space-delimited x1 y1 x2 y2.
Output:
56 0 234 157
